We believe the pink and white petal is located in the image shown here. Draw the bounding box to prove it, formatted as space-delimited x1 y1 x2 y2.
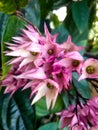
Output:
16 68 46 79
54 58 72 68
78 73 87 81
6 49 31 57
18 57 34 69
51 89 58 109
70 115 78 126
26 42 41 52
31 83 48 105
65 51 84 61
90 126 98 130
22 29 38 42
7 57 23 65
46 91 53 109
12 36 26 43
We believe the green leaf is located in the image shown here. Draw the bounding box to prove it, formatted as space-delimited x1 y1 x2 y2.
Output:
72 1 89 33
73 72 91 99
0 0 28 14
53 0 70 10
25 0 40 27
52 23 69 43
0 89 34 130
64 5 88 44
39 0 53 19
35 98 50 117
38 122 58 130
1 15 26 78
35 95 64 117
51 95 64 113
0 13 9 41
15 0 28 9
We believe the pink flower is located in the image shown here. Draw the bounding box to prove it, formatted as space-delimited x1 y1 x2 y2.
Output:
79 58 98 80
54 51 84 74
52 64 72 91
31 79 59 109
44 23 58 43
6 43 42 69
5 24 46 69
2 65 27 96
60 97 98 130
90 125 98 130
15 67 46 80
60 35 84 53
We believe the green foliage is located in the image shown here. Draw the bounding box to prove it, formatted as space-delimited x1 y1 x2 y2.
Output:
1 16 25 78
73 72 91 99
0 89 34 130
0 0 28 14
38 122 58 130
25 0 40 27
72 1 89 33
35 95 64 117
52 23 69 43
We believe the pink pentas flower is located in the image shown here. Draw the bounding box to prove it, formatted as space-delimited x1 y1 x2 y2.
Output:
60 35 84 53
79 58 98 80
31 79 59 109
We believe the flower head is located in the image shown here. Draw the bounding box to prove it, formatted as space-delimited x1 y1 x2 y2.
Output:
60 97 98 130
31 79 59 109
2 65 27 96
60 35 84 53
79 58 98 80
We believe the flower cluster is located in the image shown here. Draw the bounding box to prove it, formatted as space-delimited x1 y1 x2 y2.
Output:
60 97 98 130
2 24 98 110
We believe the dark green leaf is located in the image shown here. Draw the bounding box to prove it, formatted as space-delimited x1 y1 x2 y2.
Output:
73 72 91 99
39 0 53 19
1 15 26 78
72 1 89 33
38 122 58 130
0 89 34 130
15 0 28 9
52 23 69 43
25 0 40 27
64 7 88 43
53 0 70 10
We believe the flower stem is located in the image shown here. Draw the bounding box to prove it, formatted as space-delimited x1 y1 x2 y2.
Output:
14 10 41 35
